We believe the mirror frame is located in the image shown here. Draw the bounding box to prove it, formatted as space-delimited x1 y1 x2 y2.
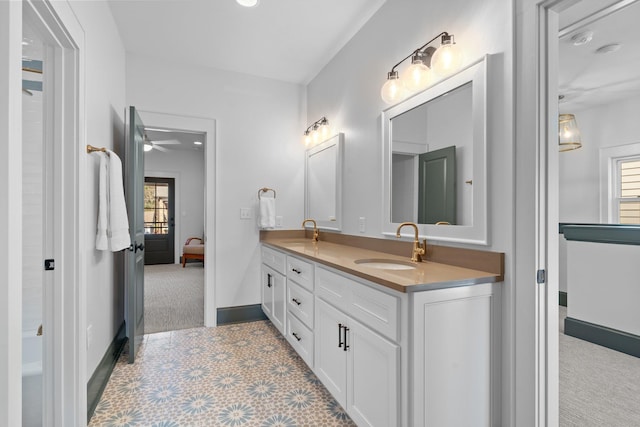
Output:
382 55 488 245
305 132 344 231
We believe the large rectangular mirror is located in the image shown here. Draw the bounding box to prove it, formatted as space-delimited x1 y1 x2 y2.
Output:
382 56 488 244
305 133 343 231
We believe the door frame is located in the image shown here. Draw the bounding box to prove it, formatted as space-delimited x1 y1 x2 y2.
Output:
0 0 85 425
516 0 586 425
137 110 217 326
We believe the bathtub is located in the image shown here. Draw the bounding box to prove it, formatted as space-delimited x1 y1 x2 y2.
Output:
22 333 43 427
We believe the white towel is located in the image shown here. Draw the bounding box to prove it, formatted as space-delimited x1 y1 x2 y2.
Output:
95 152 109 250
95 150 131 251
259 197 276 229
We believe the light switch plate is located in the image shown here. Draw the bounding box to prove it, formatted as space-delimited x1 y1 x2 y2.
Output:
240 207 251 219
276 216 283 227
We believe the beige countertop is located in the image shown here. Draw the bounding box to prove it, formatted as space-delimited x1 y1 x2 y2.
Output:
262 237 502 293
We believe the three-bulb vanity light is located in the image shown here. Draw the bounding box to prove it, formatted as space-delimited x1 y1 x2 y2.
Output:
381 32 463 104
302 116 330 146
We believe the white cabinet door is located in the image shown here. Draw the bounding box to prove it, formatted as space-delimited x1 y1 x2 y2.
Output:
314 297 348 407
261 265 274 319
262 265 285 334
347 318 399 427
272 267 286 334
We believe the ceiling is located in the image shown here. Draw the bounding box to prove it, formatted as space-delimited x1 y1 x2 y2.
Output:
145 128 205 153
559 0 640 111
108 0 386 84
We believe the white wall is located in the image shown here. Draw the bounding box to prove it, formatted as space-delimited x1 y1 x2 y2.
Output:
145 148 205 258
306 0 513 421
126 54 306 309
559 95 640 223
67 1 127 378
306 0 512 246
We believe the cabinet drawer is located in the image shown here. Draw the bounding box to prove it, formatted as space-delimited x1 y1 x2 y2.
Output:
287 313 314 368
262 246 286 274
316 267 399 342
287 280 314 328
287 255 314 291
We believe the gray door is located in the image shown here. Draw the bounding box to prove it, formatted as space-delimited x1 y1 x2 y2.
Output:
418 146 456 224
144 177 175 265
125 106 145 363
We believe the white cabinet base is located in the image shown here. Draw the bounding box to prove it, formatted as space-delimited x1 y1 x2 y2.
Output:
411 282 501 427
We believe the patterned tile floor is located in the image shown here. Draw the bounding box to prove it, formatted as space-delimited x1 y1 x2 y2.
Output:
89 320 356 426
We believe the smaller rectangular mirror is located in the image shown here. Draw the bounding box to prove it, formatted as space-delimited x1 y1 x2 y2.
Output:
305 133 344 231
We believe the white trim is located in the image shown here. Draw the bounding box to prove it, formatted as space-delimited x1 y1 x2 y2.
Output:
144 171 182 264
0 3 23 425
137 111 217 327
599 142 640 222
27 1 86 424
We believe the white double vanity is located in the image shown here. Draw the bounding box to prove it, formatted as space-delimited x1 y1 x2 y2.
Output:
261 232 503 427
270 54 504 426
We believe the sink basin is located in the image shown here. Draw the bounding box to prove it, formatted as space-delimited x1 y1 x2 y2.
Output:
354 258 416 270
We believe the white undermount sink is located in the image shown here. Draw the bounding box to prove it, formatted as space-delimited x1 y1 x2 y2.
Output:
354 258 416 270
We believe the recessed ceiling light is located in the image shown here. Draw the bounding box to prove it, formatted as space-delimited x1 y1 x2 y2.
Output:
595 43 622 54
570 30 593 46
236 0 259 7
194 141 203 145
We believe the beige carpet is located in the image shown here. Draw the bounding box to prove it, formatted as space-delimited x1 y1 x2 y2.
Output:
559 306 640 425
144 264 204 334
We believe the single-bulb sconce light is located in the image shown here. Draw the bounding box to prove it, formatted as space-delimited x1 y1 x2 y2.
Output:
143 140 153 152
558 114 582 152
381 32 463 104
302 117 330 146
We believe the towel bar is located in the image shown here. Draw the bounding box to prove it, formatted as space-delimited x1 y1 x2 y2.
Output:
258 187 276 199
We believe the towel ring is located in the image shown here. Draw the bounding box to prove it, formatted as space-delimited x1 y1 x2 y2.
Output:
258 187 276 199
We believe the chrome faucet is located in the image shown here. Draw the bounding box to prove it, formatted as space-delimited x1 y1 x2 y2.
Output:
396 222 426 262
302 218 319 242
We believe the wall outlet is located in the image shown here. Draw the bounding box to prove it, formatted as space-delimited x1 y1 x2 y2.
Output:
276 216 283 227
359 217 366 233
240 207 252 219
86 324 93 349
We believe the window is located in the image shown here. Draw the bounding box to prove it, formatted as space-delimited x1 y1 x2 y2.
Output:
599 143 640 223
144 182 169 234
616 158 640 224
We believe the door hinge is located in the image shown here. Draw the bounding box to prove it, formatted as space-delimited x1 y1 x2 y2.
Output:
536 269 546 284
44 259 55 271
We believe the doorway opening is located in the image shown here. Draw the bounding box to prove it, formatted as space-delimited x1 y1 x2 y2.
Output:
142 125 208 335
555 0 640 424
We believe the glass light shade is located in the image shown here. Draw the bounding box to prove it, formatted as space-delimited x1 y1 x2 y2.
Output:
319 123 330 141
381 73 407 104
303 133 311 146
236 0 259 7
558 114 582 152
431 39 463 77
311 128 320 145
143 141 153 152
402 60 433 93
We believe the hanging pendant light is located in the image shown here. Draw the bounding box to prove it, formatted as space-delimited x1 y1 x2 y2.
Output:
558 114 582 152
